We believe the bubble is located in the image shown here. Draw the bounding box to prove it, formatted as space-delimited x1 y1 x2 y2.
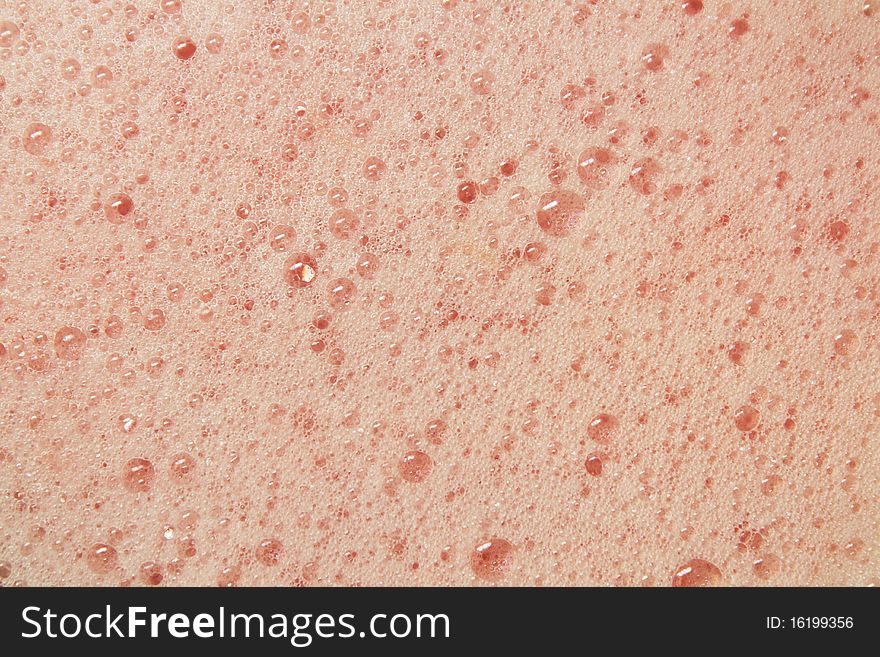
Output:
734 405 760 432
356 253 380 279
752 553 781 580
363 156 387 181
173 37 197 60
139 561 163 586
269 39 288 59
587 413 618 443
291 12 310 34
329 209 360 239
470 538 513 581
119 414 138 433
469 69 495 95
60 58 81 80
833 330 859 356
628 158 660 195
425 419 448 445
585 454 603 476
560 83 585 109
577 147 615 189
399 451 433 483
105 193 134 224
86 543 118 574
457 181 478 204
524 242 546 262
536 189 585 236
54 326 86 361
727 341 749 365
205 33 224 54
828 220 849 242
729 19 750 38
120 121 140 139
255 538 284 566
160 0 182 14
91 65 113 88
761 474 782 496
123 458 155 492
641 44 667 72
771 126 789 145
535 282 556 305
105 315 124 338
0 21 20 48
22 123 53 156
268 225 296 251
327 278 357 310
672 558 723 586
170 453 196 481
143 308 167 331
283 253 318 287
499 158 518 176
682 0 703 14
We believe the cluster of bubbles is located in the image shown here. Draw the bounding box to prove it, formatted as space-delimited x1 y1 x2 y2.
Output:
0 0 876 586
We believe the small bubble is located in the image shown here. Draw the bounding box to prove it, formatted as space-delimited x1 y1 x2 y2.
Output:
60 58 81 80
672 558 723 586
255 538 284 566
139 561 163 586
22 123 53 156
752 553 781 580
587 413 618 443
534 282 556 306
536 189 585 236
641 44 667 72
86 544 118 574
628 158 660 195
327 278 357 310
761 474 782 496
363 156 387 181
91 65 113 88
291 11 310 34
173 37 197 60
399 451 433 483
729 19 750 38
104 193 134 224
499 158 518 176
833 330 859 356
268 225 296 251
123 458 155 492
771 126 789 145
329 209 360 239
143 308 167 331
585 454 603 476
0 21 19 48
283 253 318 287
54 326 86 361
560 83 585 109
457 181 478 204
577 147 614 189
727 341 749 365
734 405 760 432
828 220 849 242
356 253 380 279
470 538 513 581
426 419 447 444
469 69 495 95
170 453 196 481
205 33 224 54
682 0 703 15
